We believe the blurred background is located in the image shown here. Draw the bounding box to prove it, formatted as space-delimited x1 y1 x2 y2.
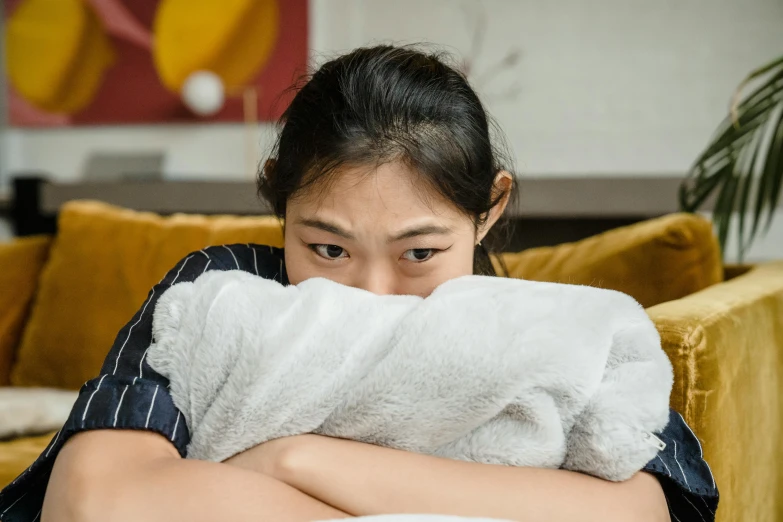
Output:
1 0 783 260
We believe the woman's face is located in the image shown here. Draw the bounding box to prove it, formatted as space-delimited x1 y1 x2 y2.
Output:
284 162 491 297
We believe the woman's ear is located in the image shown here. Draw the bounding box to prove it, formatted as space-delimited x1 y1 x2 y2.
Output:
477 170 513 244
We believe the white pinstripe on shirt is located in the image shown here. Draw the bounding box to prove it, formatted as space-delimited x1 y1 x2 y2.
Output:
171 411 181 441
82 374 108 422
223 245 240 269
112 288 156 375
1 492 27 516
112 385 129 427
145 385 160 428
676 411 716 490
44 430 61 458
171 255 194 284
248 244 259 275
672 441 690 489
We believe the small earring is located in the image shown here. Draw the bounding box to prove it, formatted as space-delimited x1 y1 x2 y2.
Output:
476 240 482 247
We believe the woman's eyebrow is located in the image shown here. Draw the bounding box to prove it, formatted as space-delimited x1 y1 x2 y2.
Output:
296 218 355 240
390 225 452 242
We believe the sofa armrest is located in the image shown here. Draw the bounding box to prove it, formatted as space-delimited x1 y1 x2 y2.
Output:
0 236 52 385
647 261 783 522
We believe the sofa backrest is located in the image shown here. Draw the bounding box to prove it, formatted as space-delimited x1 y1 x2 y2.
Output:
498 213 723 309
0 235 52 385
10 201 284 389
9 201 723 389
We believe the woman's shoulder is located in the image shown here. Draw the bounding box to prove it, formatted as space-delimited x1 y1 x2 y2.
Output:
181 244 286 283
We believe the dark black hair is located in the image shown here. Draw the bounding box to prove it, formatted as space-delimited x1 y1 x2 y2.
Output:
258 44 516 275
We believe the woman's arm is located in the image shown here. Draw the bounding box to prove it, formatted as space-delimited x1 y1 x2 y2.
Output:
248 435 670 522
43 430 350 522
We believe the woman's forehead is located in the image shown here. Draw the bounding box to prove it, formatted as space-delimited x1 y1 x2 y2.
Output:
290 162 463 222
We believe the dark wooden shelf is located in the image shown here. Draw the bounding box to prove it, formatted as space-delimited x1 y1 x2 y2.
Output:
10 175 737 249
35 176 703 218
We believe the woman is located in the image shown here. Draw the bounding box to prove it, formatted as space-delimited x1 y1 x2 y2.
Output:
0 46 717 522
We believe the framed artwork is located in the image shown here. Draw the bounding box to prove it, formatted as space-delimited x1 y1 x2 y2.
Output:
4 0 308 126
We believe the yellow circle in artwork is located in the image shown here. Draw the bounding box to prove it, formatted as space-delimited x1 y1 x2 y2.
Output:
153 0 280 92
6 0 114 114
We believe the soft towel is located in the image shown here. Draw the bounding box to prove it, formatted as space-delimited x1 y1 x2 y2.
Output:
147 271 672 482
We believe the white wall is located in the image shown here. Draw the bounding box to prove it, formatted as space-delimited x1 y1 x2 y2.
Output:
308 0 783 262
2 0 783 258
3 125 273 183
313 0 783 175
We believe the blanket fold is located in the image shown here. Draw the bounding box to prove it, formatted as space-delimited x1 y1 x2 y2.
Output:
148 272 672 482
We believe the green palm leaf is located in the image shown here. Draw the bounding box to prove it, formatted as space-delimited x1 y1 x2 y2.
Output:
680 55 783 260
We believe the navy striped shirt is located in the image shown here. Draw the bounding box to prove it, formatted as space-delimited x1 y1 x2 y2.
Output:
0 244 718 521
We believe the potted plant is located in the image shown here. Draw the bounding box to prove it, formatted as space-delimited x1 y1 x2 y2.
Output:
680 55 783 259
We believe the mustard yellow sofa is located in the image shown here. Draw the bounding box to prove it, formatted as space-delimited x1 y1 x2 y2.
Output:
1 200 782 522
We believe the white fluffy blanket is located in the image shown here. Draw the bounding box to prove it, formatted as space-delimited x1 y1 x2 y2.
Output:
147 271 672 482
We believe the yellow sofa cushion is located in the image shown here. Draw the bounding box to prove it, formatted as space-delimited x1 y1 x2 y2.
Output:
8 203 720 389
0 236 52 385
0 431 56 488
647 261 783 522
497 213 723 308
11 201 284 389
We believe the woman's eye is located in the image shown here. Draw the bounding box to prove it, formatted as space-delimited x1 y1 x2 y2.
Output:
402 248 436 262
312 244 347 260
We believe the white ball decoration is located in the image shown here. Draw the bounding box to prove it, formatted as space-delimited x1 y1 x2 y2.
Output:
181 70 225 116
